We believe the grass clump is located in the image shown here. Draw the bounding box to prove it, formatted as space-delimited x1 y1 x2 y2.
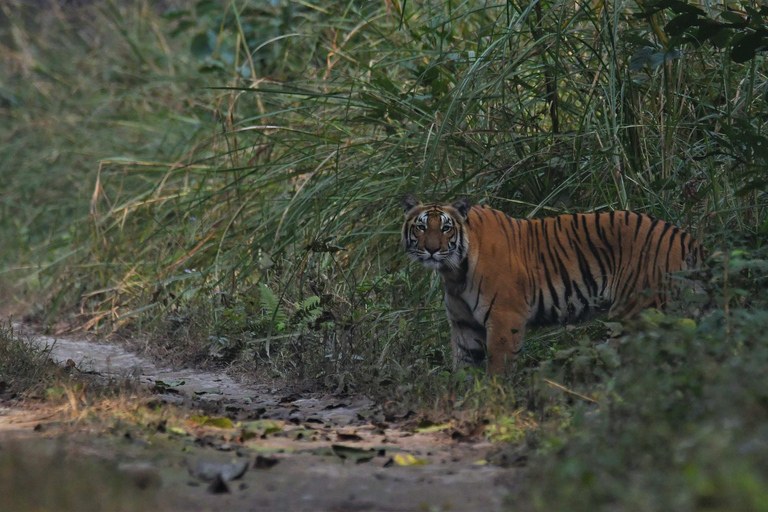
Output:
0 326 61 395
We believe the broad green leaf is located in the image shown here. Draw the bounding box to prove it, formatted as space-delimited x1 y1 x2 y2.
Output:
191 32 213 59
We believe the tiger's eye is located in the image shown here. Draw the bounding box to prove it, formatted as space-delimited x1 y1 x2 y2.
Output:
441 225 452 233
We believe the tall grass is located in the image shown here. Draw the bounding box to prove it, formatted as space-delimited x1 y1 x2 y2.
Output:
2 0 766 382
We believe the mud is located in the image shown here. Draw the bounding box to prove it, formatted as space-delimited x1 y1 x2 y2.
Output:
0 328 519 512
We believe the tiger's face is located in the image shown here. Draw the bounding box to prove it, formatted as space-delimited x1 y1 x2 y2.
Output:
401 194 471 272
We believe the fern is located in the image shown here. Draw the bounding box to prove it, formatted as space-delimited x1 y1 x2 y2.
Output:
292 296 323 327
258 283 288 332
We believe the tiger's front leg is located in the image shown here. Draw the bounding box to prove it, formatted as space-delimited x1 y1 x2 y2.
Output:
445 294 488 370
486 310 527 375
449 318 487 370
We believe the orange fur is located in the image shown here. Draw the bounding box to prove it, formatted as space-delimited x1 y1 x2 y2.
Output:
401 194 705 374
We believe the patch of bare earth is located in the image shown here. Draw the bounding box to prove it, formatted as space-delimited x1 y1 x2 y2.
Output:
0 327 519 511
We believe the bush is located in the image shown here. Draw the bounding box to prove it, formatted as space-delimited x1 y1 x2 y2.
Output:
523 247 768 511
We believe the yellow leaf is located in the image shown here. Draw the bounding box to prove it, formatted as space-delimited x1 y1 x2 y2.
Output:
473 459 488 465
394 453 429 466
190 415 234 429
414 422 452 433
676 318 697 334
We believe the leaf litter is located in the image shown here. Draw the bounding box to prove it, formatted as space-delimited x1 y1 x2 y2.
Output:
0 327 520 511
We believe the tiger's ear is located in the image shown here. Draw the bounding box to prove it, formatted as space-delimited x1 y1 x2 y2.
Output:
401 193 421 215
452 197 472 220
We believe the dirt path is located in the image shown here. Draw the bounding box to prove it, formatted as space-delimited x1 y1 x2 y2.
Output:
0 329 518 512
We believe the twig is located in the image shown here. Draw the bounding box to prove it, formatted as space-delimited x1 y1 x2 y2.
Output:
542 378 597 403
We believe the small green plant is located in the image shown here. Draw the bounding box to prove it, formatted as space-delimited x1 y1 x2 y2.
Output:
485 414 529 444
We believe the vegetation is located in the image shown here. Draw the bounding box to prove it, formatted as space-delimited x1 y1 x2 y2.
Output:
2 0 768 509
520 247 768 511
0 325 59 394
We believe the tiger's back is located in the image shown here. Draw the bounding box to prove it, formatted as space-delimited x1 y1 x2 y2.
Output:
491 208 705 326
401 195 705 374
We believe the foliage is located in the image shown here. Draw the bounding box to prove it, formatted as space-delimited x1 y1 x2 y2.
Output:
639 0 768 63
517 246 768 511
0 326 59 394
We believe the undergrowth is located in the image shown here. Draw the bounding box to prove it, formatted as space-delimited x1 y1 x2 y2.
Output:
515 244 768 511
3 0 767 388
0 326 61 395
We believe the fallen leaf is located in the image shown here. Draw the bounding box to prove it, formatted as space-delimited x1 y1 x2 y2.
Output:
394 453 429 466
323 402 348 410
278 394 301 404
195 388 222 395
190 415 234 429
415 422 452 434
239 429 258 442
336 431 363 442
153 380 186 394
241 420 283 437
331 444 376 464
263 424 282 436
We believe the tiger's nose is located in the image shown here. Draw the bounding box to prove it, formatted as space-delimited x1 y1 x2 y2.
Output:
425 243 440 254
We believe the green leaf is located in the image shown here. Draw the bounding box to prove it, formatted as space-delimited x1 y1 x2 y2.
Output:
694 20 728 45
191 32 213 59
731 32 767 63
161 9 190 20
190 415 234 429
660 0 706 16
259 283 289 330
198 60 226 73
171 20 197 38
720 11 747 25
263 424 282 436
665 13 701 36
195 0 221 16
630 46 655 71
155 379 185 387
648 49 683 69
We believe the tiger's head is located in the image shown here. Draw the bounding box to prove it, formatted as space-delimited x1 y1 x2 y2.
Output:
401 194 472 272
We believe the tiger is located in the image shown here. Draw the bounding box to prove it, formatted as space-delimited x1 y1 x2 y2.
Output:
400 194 705 375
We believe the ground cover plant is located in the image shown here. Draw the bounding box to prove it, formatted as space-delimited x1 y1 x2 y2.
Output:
2 0 768 509
0 325 60 395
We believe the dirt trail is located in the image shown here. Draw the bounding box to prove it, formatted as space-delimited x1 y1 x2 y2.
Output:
0 329 518 512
